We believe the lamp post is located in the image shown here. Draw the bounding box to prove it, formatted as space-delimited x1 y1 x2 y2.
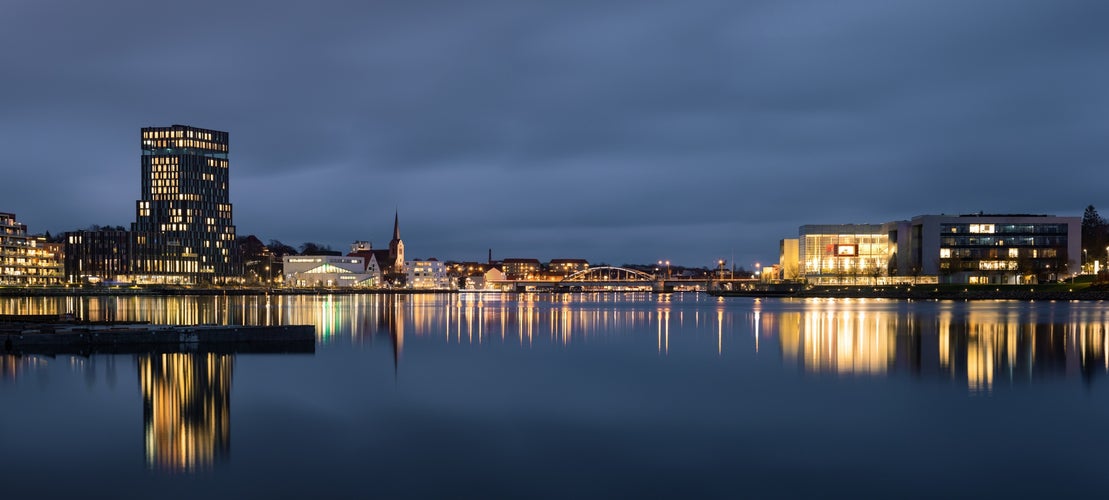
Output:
658 260 670 279
755 262 761 281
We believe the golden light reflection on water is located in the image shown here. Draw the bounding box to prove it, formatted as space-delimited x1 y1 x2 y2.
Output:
777 300 1109 392
0 354 50 380
779 308 897 375
139 352 232 473
5 294 1109 393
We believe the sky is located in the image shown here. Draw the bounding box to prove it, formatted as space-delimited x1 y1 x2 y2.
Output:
2 0 1107 268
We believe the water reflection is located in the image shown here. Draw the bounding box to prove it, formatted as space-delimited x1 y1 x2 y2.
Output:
775 301 1109 392
0 354 49 380
139 352 233 472
5 294 1109 393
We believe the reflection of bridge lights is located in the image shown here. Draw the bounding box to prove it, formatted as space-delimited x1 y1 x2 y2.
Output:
717 309 724 355
753 309 760 353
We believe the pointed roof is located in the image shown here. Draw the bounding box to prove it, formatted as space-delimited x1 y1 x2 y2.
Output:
392 211 400 241
369 249 394 269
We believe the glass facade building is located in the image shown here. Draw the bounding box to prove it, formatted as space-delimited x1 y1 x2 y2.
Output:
132 125 237 283
799 224 891 285
910 214 1079 284
792 214 1081 285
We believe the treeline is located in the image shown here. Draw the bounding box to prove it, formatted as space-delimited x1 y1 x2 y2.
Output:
1083 205 1109 264
236 235 344 283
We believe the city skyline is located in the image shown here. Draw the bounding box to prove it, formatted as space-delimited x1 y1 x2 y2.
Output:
2 1 1107 268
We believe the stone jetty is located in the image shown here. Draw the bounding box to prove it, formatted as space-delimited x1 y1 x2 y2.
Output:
1 321 315 355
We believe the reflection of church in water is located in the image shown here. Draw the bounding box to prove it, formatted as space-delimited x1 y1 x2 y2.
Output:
139 352 232 472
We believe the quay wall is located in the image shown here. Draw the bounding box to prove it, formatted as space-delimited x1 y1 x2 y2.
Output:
2 324 315 355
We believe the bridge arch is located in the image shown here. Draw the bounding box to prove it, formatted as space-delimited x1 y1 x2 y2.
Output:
559 266 657 284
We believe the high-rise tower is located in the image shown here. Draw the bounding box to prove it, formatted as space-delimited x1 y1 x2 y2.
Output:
132 125 237 283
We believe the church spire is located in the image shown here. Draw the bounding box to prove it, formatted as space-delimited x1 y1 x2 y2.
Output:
388 210 405 279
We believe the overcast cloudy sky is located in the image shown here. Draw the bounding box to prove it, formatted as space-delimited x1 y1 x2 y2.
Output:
1 0 1106 268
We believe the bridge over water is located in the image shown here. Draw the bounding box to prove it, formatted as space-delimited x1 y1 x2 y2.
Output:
491 266 759 292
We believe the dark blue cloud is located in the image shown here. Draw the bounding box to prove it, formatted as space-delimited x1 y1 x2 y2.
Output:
1 0 1106 267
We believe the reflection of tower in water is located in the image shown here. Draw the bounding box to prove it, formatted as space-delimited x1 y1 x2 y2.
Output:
139 352 233 472
377 294 404 375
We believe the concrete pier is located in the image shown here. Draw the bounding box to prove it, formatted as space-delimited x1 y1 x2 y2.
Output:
1 324 315 355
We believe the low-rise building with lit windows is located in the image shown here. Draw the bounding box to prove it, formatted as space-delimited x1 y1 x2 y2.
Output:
788 213 1081 285
406 258 448 289
799 224 893 285
282 255 374 288
473 266 506 290
0 212 63 285
501 258 541 280
909 214 1079 284
547 258 590 277
447 262 505 290
64 228 134 283
779 238 800 282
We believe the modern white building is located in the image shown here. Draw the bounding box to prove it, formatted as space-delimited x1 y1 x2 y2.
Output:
406 258 448 289
283 255 375 288
790 213 1081 285
906 214 1079 284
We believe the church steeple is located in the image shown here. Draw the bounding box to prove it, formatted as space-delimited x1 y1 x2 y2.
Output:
388 210 404 276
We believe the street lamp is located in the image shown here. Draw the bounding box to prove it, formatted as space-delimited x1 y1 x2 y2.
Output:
658 260 670 279
755 262 761 280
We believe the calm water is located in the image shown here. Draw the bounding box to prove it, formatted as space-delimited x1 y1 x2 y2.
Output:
3 293 1109 498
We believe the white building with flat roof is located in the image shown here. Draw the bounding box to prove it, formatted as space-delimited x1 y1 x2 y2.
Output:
907 214 1079 284
789 213 1081 285
283 255 375 287
406 258 448 289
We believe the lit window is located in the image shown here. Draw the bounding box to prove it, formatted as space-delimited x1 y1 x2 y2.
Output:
939 248 951 258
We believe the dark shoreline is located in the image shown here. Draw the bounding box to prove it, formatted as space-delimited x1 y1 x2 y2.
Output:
3 285 1109 301
708 285 1109 301
0 286 453 297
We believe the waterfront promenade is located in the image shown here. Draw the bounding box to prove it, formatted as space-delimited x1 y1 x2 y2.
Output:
3 283 1109 301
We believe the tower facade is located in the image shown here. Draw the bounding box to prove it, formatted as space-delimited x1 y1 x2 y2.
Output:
132 125 237 283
